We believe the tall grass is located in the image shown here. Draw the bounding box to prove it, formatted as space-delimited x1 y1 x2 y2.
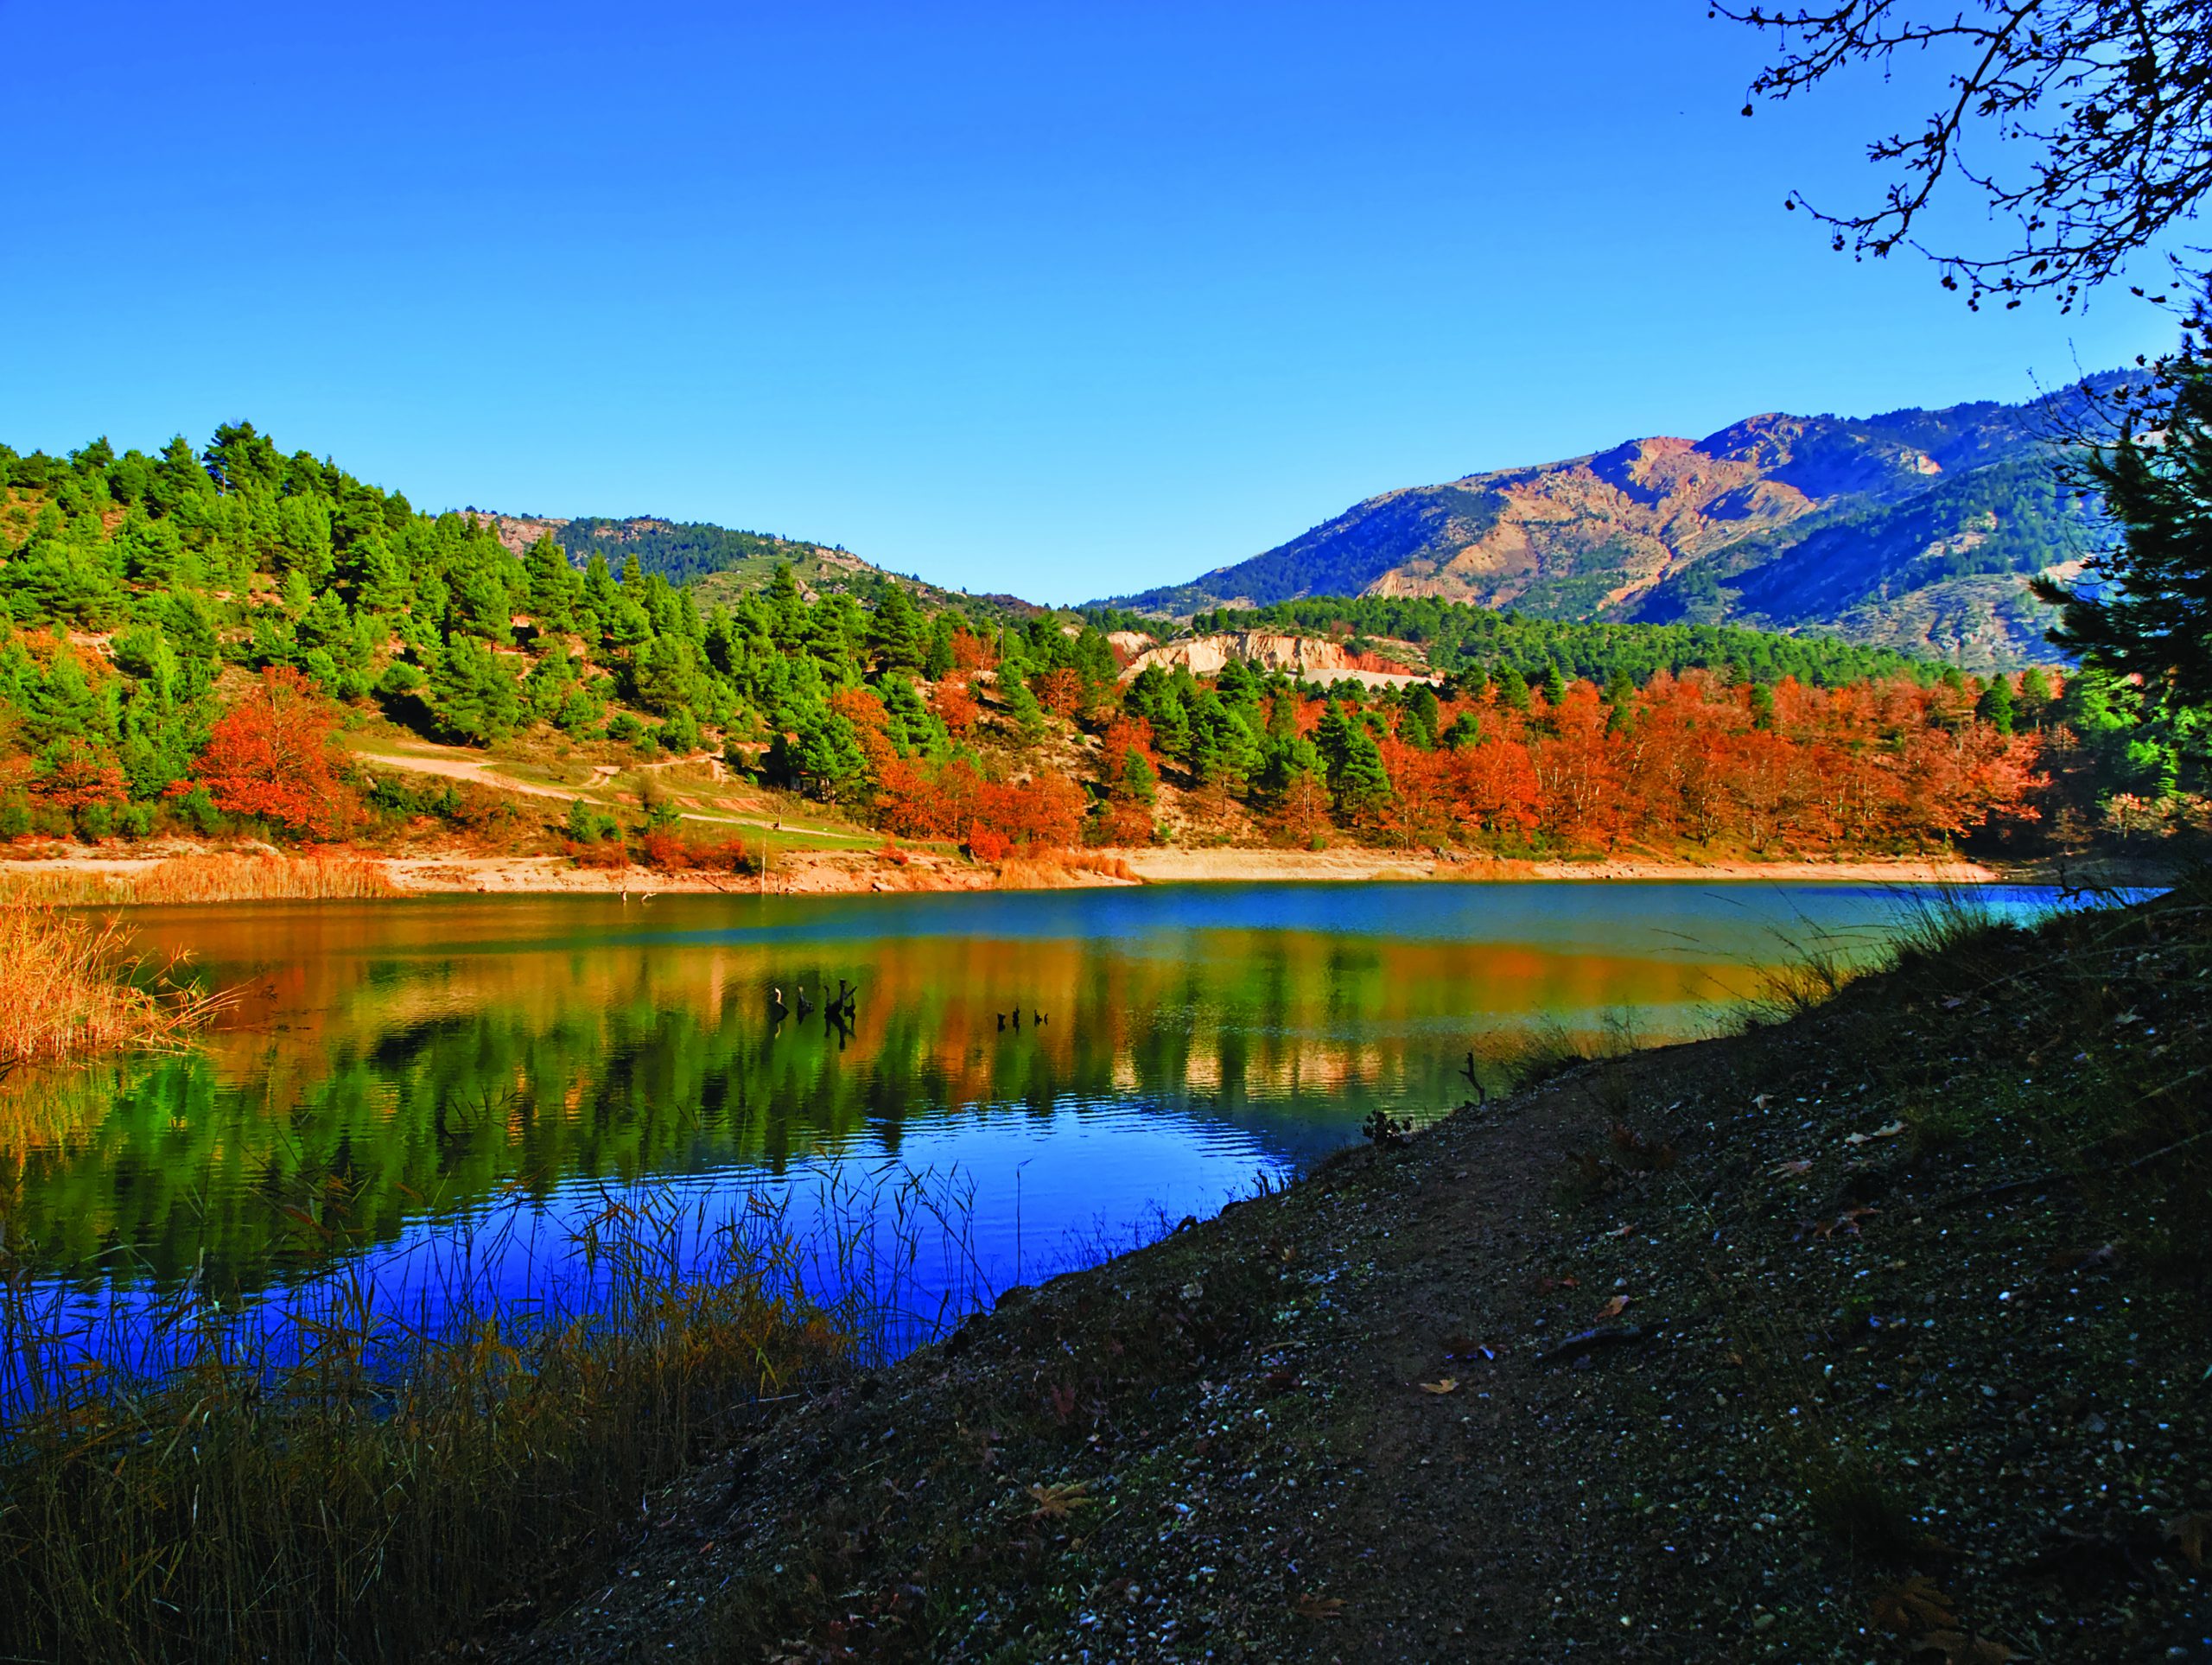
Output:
0 850 398 906
1751 881 2012 1021
0 907 226 1071
995 850 1141 888
0 1165 989 1662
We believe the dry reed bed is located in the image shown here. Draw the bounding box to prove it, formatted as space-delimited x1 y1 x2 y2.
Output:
0 849 399 906
0 907 227 1071
995 849 1141 887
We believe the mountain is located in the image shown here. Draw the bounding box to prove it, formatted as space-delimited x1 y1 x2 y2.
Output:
1094 377 2132 666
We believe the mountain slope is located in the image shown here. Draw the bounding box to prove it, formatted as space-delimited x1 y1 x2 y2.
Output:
1096 378 2127 665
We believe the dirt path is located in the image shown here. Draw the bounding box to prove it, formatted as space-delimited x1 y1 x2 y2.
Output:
350 742 874 843
349 740 592 803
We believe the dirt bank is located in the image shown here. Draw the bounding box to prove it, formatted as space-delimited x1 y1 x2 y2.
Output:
0 844 2145 903
1110 847 2008 885
0 846 1137 900
490 880 2209 1662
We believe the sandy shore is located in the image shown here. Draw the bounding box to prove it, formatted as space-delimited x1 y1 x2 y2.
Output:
382 849 2008 896
1105 847 2005 886
1 843 2129 900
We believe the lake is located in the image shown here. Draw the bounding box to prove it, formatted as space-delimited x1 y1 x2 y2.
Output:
0 881 2065 1349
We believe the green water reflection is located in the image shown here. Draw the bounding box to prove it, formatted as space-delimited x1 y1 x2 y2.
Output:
0 883 2034 1297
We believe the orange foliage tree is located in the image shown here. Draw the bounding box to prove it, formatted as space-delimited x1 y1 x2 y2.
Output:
949 626 997 673
1033 668 1083 720
32 740 128 813
194 667 357 838
873 756 1085 858
1356 668 2039 856
931 675 980 735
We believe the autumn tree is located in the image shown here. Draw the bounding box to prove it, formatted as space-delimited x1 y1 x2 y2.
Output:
194 667 355 838
932 674 980 735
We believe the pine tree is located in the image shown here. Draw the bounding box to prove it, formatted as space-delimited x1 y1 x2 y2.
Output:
1315 701 1356 777
1334 729 1393 819
524 533 582 633
868 585 925 672
1976 675 2017 734
2038 367 2212 725
1120 747 1158 804
1001 677 1046 747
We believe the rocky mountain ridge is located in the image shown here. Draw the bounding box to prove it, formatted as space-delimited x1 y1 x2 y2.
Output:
1093 376 2131 666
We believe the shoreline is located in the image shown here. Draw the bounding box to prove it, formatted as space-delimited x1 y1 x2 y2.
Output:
0 842 2158 901
1108 847 2018 886
491 878 2209 1662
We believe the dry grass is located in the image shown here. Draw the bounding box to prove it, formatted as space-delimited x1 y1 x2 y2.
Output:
0 907 226 1071
0 850 398 906
0 1192 852 1663
995 849 1141 888
0 1166 987 1663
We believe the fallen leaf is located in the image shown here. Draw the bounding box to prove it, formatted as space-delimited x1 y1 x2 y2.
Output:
1024 1480 1091 1520
1942 995 1967 1010
1534 1274 1580 1293
1292 1593 1344 1621
1769 1159 1813 1177
2113 1008 2141 1026
1594 1294 1629 1319
1814 1204 1880 1240
1844 1121 1907 1147
1751 1093 1773 1108
1871 1574 1955 1634
1606 1222 1635 1237
1440 1335 1494 1361
1417 1377 1459 1395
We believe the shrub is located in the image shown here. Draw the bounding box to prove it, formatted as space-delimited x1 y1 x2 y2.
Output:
632 829 751 873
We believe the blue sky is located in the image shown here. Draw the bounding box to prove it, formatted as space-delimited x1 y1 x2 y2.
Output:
0 1 2180 602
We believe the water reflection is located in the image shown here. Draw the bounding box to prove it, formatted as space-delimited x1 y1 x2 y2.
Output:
0 883 2062 1300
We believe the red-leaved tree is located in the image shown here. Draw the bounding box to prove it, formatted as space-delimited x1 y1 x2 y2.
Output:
194 667 356 838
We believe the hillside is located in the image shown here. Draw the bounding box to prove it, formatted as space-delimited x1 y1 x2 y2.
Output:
471 511 1037 621
1096 377 2132 667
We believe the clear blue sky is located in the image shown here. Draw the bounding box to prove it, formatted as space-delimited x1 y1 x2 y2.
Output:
0 1 2178 603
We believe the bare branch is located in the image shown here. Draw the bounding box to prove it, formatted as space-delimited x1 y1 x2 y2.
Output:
1716 1 2212 312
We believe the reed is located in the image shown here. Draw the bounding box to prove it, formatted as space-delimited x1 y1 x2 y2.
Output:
994 849 1141 887
0 1165 988 1663
0 906 226 1071
1750 881 2012 1022
0 849 399 906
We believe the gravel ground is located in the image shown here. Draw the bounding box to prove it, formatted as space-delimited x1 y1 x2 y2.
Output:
486 881 2212 1663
